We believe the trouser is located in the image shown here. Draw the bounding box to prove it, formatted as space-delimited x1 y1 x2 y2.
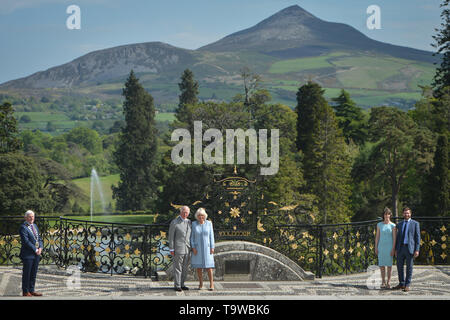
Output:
173 253 190 288
397 245 414 287
22 256 40 294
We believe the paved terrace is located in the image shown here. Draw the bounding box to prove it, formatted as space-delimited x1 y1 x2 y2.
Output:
0 265 449 300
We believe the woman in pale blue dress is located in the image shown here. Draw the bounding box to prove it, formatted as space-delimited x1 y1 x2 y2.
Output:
190 208 215 290
375 207 396 288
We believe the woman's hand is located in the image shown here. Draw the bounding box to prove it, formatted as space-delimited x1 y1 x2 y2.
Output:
210 248 214 255
390 248 395 257
192 248 198 255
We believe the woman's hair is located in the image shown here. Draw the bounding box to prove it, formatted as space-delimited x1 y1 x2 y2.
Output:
382 207 392 218
195 208 208 220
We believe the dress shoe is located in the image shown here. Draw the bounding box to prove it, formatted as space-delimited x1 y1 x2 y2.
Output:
392 284 405 290
22 292 32 297
181 286 189 291
31 292 43 296
175 287 183 292
403 287 410 292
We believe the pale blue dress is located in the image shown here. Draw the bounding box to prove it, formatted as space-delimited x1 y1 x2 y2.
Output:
377 222 396 266
190 220 215 269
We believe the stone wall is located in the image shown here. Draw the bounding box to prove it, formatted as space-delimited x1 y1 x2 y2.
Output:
158 241 315 281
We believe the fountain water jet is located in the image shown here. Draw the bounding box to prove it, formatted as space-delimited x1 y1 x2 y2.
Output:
90 168 107 222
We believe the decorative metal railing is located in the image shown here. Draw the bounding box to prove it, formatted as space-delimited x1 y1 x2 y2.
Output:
0 216 448 278
255 216 449 277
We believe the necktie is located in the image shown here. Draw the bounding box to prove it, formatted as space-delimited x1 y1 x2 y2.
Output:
30 224 39 247
30 224 37 238
402 221 408 244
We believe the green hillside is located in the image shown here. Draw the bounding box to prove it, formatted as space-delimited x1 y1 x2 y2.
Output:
16 112 176 133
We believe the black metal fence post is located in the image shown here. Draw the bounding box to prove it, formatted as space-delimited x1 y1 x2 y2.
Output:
345 224 350 275
143 225 149 279
63 218 68 267
111 223 115 276
317 225 323 278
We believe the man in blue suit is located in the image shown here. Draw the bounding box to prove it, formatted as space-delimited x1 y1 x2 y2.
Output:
19 210 44 297
393 207 420 292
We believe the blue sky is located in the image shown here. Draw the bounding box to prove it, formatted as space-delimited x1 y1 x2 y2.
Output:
0 0 443 84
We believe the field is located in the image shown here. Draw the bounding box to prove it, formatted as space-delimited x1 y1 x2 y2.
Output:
16 112 176 133
264 51 435 108
268 52 347 74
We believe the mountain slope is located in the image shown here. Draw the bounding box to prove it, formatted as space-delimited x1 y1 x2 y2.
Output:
0 5 438 109
1 42 197 89
199 5 436 63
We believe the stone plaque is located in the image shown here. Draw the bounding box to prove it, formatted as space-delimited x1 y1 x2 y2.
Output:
225 260 250 275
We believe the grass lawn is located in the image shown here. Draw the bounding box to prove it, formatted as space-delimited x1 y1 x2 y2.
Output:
155 112 175 122
72 174 120 213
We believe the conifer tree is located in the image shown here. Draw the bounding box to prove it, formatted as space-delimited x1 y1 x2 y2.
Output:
112 70 158 211
331 89 368 145
295 81 327 152
0 102 22 153
296 82 352 223
176 69 199 124
368 107 434 217
423 134 449 216
432 0 450 97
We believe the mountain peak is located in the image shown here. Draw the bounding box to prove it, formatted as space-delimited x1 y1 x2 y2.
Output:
253 5 317 29
198 5 320 52
272 5 316 18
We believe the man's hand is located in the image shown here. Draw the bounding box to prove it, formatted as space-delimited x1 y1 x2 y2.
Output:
170 251 175 257
414 251 419 258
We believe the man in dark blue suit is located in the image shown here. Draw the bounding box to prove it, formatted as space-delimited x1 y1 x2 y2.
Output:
393 207 420 292
19 210 44 297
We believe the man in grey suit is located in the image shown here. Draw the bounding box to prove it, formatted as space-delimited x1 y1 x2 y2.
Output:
168 206 192 291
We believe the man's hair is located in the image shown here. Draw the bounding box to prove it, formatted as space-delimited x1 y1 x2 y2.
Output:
179 206 189 213
24 210 35 217
403 207 412 214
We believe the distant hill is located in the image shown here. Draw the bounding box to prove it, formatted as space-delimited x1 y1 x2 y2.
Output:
0 42 196 89
0 5 439 109
199 5 435 63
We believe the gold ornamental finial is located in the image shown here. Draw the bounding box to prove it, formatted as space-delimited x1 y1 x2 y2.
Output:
233 165 237 174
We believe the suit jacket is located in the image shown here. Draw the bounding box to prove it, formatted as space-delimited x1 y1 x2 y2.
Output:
395 219 420 255
168 216 192 255
19 222 43 259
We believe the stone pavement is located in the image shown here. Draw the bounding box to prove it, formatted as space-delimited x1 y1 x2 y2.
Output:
0 265 449 299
